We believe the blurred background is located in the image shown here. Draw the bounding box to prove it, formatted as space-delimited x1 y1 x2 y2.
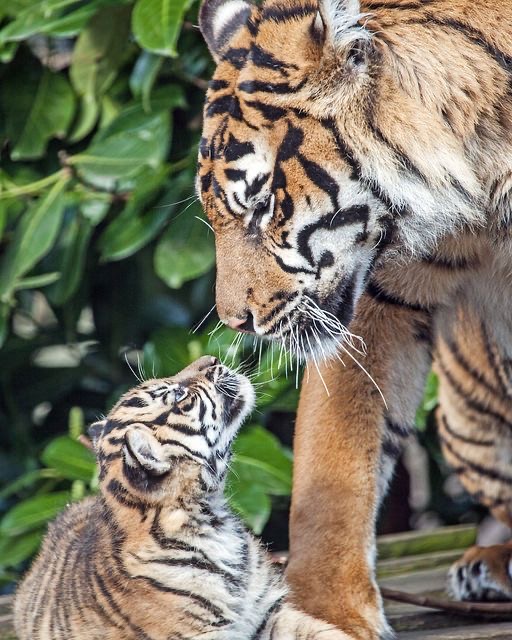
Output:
0 0 490 593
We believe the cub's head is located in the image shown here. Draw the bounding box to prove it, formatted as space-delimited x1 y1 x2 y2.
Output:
197 0 389 357
89 357 255 506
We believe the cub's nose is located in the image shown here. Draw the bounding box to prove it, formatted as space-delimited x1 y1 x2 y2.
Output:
196 355 219 370
176 356 219 380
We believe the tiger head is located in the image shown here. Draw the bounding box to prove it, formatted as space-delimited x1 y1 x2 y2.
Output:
197 0 488 355
88 357 255 505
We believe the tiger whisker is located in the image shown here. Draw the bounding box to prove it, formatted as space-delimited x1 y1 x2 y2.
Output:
124 351 143 384
192 304 217 334
194 215 214 233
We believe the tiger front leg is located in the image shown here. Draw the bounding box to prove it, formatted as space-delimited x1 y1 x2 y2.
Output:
287 294 433 640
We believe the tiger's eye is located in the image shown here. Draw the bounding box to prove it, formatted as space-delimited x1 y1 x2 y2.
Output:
174 387 188 402
254 193 275 217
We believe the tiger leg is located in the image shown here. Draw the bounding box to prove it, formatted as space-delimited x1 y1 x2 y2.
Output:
435 299 512 601
287 294 433 640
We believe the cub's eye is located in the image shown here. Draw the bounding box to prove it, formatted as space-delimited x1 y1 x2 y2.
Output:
254 193 275 217
174 387 188 402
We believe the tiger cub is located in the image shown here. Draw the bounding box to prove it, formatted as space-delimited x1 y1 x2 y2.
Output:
14 356 351 640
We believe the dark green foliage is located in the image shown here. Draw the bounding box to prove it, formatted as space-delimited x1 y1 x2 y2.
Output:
0 0 298 588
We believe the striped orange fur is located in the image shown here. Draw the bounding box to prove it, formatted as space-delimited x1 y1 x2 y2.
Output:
196 0 512 637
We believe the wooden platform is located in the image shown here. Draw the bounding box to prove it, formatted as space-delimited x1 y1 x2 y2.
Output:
1 526 511 639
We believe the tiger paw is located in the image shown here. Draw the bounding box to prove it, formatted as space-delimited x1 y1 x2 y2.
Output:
449 543 512 601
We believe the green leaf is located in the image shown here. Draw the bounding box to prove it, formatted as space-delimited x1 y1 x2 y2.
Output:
68 4 132 142
47 213 94 305
130 51 164 112
415 371 439 430
0 492 71 536
0 177 69 302
230 426 293 496
80 197 110 225
68 105 171 190
0 1 128 41
68 93 101 143
144 326 201 377
41 435 96 482
0 0 90 42
2 66 75 160
227 483 271 535
0 303 8 347
0 530 43 567
98 167 170 262
0 469 61 500
14 272 61 292
132 0 189 57
154 202 215 289
70 5 132 98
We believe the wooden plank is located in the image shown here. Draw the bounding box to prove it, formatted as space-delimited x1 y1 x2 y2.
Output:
397 621 512 639
378 549 463 579
378 525 477 560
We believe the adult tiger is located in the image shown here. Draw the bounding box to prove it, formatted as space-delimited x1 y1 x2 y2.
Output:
196 0 512 638
14 357 350 640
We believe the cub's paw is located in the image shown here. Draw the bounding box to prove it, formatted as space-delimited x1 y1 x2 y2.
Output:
449 543 512 601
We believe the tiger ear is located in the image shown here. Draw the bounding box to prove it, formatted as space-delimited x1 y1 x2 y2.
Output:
199 0 252 62
317 0 370 53
125 427 171 476
88 419 107 448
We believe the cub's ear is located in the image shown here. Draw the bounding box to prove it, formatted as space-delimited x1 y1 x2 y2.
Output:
317 0 370 52
125 427 171 476
199 0 252 62
88 419 107 447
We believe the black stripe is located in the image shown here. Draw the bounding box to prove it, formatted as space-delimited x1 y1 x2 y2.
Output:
439 413 494 447
480 323 512 400
159 438 207 460
298 153 339 208
296 206 370 267
208 79 229 91
250 44 297 74
366 0 437 10
382 438 402 458
423 254 477 270
106 478 148 515
250 596 285 639
246 100 287 121
407 17 512 72
131 553 241 586
385 418 413 438
238 78 307 94
207 93 245 119
93 570 153 639
442 436 512 486
261 3 316 22
368 122 429 185
225 133 255 162
366 280 430 312
320 117 411 217
438 357 512 432
445 337 504 400
136 575 231 624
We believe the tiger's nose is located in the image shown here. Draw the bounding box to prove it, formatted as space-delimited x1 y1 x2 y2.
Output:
226 313 255 333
